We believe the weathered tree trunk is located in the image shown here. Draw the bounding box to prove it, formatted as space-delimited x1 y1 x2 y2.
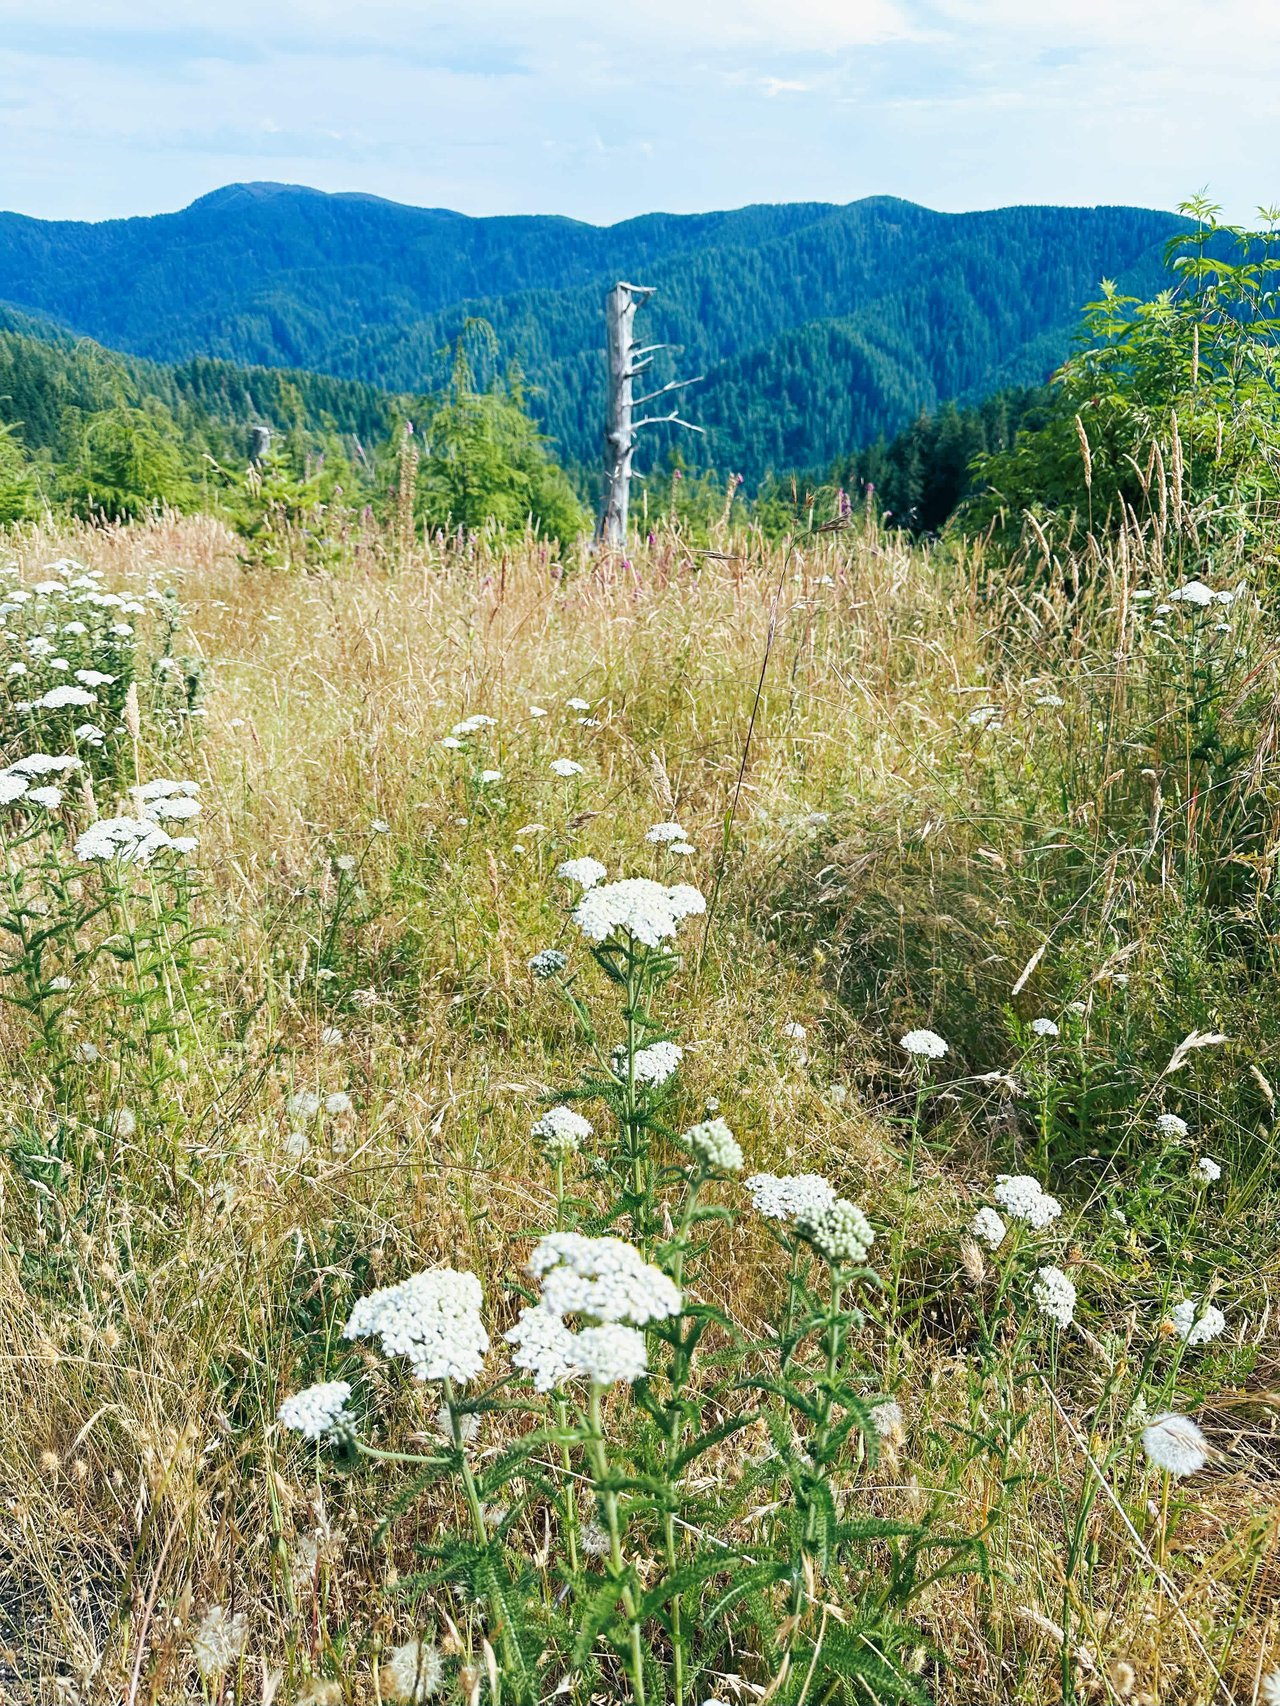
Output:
597 283 644 547
249 423 272 466
596 282 703 548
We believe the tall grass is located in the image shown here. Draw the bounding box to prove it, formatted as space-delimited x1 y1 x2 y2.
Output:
0 507 1275 1705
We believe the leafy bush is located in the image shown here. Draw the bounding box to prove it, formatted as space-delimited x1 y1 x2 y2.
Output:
965 200 1280 543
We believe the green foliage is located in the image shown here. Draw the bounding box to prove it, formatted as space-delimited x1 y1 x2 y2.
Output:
965 200 1280 541
417 325 587 543
58 403 193 521
0 420 40 523
0 187 1184 483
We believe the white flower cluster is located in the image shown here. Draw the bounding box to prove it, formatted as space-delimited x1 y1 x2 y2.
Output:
550 758 584 777
1029 1017 1059 1038
129 778 201 822
679 1116 743 1172
970 1205 1007 1248
900 1028 948 1059
1032 1265 1076 1327
1193 1155 1221 1184
505 1233 681 1392
797 1198 875 1263
1156 1113 1189 1139
278 1379 354 1441
557 857 607 889
745 1172 836 1222
344 1268 489 1385
992 1174 1062 1229
1169 1298 1226 1346
529 1233 681 1324
532 1104 593 1158
645 821 687 843
528 947 567 979
1141 1412 1209 1476
75 815 196 866
572 877 706 947
614 1039 684 1086
451 713 496 736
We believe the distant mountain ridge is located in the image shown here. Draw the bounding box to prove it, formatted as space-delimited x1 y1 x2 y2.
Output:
0 185 1186 481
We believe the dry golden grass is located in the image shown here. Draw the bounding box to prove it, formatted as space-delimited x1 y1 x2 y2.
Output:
0 514 1275 1705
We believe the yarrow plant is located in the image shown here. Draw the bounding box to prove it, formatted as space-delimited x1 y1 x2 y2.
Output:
275 855 951 1706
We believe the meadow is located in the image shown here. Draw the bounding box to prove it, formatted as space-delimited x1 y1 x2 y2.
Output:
0 504 1276 1706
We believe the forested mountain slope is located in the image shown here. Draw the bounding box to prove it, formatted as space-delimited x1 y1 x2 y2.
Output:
0 186 1182 478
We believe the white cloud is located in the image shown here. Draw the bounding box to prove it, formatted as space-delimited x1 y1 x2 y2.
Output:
0 0 1274 221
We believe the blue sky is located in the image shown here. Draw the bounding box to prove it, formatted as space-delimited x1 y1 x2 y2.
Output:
0 0 1276 224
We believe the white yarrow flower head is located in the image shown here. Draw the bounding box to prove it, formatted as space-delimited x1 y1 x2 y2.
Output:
992 1174 1062 1229
528 1232 681 1325
1259 1674 1280 1706
900 1028 948 1060
532 1104 593 1158
616 1039 683 1086
344 1268 489 1385
278 1380 354 1442
1142 1412 1209 1476
192 1606 249 1678
528 947 568 978
1029 1017 1059 1038
478 768 503 784
1193 1155 1221 1184
1168 579 1216 608
550 758 584 777
1032 1265 1076 1327
505 1306 582 1392
796 1198 875 1264
1169 1298 1227 1347
381 1637 445 1703
572 876 706 947
646 821 687 843
1156 1113 1189 1139
745 1172 836 1222
679 1116 743 1172
557 856 607 890
566 697 591 711
75 815 187 867
574 1322 648 1385
971 1205 1007 1248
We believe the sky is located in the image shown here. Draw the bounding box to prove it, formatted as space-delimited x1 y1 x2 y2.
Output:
0 0 1277 226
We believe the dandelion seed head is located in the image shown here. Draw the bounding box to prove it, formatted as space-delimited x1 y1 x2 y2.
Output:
870 1398 904 1440
1142 1412 1209 1476
325 1091 353 1117
191 1605 248 1678
381 1638 445 1703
